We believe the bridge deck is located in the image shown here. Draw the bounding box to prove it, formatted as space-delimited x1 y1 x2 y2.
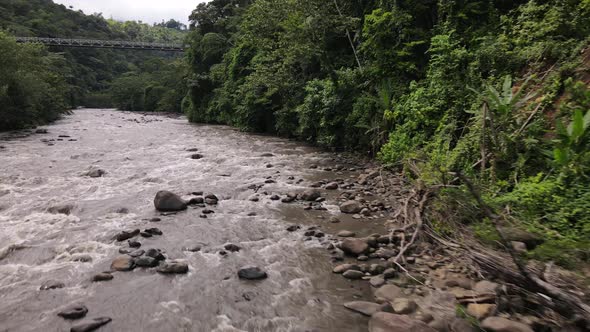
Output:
15 37 185 52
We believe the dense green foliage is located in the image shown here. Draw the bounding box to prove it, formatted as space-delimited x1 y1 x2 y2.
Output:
0 32 69 130
186 0 590 267
0 0 187 124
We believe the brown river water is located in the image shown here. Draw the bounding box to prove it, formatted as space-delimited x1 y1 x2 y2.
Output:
0 109 388 332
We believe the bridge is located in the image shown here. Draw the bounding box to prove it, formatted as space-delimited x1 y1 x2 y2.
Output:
15 37 185 52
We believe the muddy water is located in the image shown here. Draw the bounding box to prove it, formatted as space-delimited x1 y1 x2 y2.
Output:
0 109 387 332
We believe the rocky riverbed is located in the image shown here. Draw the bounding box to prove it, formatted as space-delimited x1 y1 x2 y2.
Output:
0 109 583 332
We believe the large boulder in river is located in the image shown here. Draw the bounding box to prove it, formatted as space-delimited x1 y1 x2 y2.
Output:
369 313 436 332
340 200 363 214
154 191 187 212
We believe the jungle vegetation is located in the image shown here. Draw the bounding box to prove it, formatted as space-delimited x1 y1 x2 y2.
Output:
0 0 188 130
185 0 590 267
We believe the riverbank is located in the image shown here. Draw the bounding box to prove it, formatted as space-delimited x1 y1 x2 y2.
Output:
0 109 587 332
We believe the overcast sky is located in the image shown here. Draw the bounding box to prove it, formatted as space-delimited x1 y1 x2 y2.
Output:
53 0 206 24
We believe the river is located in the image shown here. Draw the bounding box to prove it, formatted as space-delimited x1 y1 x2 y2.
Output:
0 109 387 332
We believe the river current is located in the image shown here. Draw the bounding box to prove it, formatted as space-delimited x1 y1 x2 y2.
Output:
0 109 375 332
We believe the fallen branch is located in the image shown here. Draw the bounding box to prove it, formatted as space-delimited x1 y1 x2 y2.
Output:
454 171 590 326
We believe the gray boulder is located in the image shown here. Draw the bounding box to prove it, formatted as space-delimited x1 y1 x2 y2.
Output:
154 191 187 212
340 200 363 214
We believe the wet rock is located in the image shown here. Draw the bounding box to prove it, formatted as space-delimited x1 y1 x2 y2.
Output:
340 200 363 214
374 285 403 303
183 245 202 252
140 231 152 238
115 229 140 242
128 249 145 258
154 191 187 212
369 264 386 275
270 195 280 201
188 197 204 205
344 301 382 316
190 153 204 160
304 230 316 237
86 169 106 178
135 256 159 268
375 248 397 259
481 317 534 332
145 228 163 236
224 244 241 252
260 153 274 157
342 270 364 280
202 209 215 215
357 255 369 261
249 195 260 202
286 225 301 232
35 129 48 134
70 317 112 332
92 272 113 282
281 193 297 203
383 268 397 279
370 276 386 287
205 194 219 205
157 260 189 274
238 266 267 280
58 305 88 320
149 217 161 222
339 238 369 256
314 232 325 238
325 182 339 190
128 240 141 248
392 298 417 314
118 248 133 254
329 216 341 223
466 303 496 320
186 148 199 152
337 230 356 237
40 280 65 290
333 264 361 274
48 204 75 215
369 312 436 332
300 190 321 201
110 256 135 271
146 248 166 261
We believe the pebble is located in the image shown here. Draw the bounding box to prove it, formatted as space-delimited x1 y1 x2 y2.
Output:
40 280 64 290
344 301 383 316
157 260 189 274
57 305 88 319
128 249 145 257
337 230 356 237
110 256 135 271
128 240 141 248
70 317 112 332
343 270 365 280
115 229 139 242
286 225 301 232
224 244 241 252
135 256 159 268
145 248 166 261
238 266 268 280
92 273 113 282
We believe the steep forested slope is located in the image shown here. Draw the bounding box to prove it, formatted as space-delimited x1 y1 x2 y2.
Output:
0 0 187 112
185 0 590 267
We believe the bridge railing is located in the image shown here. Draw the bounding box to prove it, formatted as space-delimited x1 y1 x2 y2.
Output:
14 37 185 52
